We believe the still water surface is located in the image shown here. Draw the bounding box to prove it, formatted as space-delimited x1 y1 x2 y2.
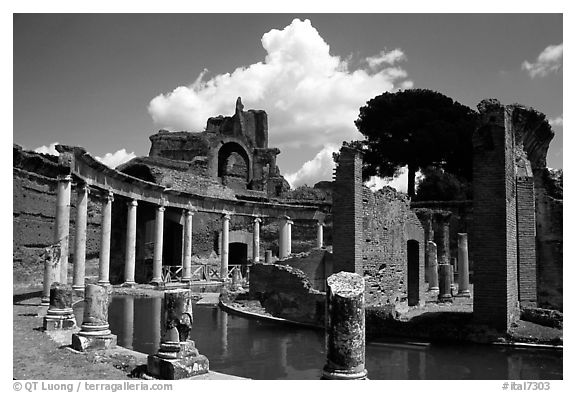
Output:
75 296 562 380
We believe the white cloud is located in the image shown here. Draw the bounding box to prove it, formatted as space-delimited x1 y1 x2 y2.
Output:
365 166 422 194
96 149 136 169
284 144 339 188
366 48 406 70
148 18 411 187
549 115 563 127
34 142 60 156
522 43 563 78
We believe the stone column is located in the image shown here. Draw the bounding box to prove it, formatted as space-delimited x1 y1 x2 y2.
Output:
148 289 209 379
286 218 293 256
316 221 324 248
98 191 113 286
124 199 138 286
322 272 367 380
72 183 89 292
71 284 117 351
438 264 453 303
151 205 166 285
220 213 230 280
220 310 228 357
41 244 62 306
252 217 261 263
457 233 471 296
450 258 458 292
437 215 451 265
278 216 289 259
427 241 439 290
265 250 273 264
181 209 194 282
55 174 72 284
43 283 76 330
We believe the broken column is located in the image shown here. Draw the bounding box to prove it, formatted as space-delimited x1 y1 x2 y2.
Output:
322 271 367 380
148 289 209 379
427 241 439 291
71 284 117 351
438 264 453 303
253 217 261 263
220 213 230 280
72 183 89 292
43 283 76 330
457 233 471 296
123 199 138 286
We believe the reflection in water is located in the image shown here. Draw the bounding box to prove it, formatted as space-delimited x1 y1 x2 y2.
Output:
74 296 562 380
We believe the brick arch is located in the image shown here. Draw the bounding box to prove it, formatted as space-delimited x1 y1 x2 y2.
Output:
216 141 253 188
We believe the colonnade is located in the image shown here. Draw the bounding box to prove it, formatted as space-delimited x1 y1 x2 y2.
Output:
43 176 326 295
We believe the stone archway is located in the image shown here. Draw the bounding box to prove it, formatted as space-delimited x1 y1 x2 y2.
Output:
217 142 251 191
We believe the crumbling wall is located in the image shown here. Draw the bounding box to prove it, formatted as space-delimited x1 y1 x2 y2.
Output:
362 187 425 306
249 263 325 325
276 249 333 291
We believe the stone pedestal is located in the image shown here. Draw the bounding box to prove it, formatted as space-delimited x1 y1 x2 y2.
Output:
457 233 471 297
147 289 209 379
265 250 272 263
438 264 453 303
322 272 367 380
43 283 77 330
71 284 117 351
427 241 439 291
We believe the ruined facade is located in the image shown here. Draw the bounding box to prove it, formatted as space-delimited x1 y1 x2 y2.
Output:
119 98 289 199
472 99 560 330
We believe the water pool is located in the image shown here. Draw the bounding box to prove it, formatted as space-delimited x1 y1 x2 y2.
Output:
74 295 562 380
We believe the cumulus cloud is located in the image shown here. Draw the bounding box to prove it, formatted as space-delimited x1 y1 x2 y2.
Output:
284 144 339 188
148 19 411 188
95 149 136 169
522 43 563 78
34 142 60 156
549 115 563 127
366 48 406 70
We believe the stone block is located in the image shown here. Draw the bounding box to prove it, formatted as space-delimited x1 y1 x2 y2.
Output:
147 340 209 380
71 333 117 351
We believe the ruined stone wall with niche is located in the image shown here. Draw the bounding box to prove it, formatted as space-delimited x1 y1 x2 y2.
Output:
362 187 425 307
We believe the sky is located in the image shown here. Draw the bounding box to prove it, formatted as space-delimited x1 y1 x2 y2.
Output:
13 13 563 190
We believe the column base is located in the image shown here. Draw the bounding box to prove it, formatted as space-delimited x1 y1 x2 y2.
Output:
428 286 439 291
456 289 471 297
121 281 136 288
321 367 368 380
438 294 453 303
97 280 111 287
43 313 77 331
147 340 209 380
71 332 117 352
150 279 165 288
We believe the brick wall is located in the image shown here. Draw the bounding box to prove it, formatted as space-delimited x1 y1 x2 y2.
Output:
332 146 364 275
472 102 520 331
277 249 333 291
516 171 537 306
362 187 425 306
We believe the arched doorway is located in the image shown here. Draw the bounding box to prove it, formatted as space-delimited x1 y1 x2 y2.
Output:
229 242 248 265
218 142 251 190
407 240 420 306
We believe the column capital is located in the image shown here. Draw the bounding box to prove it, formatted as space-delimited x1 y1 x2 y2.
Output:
102 190 114 202
77 182 90 194
157 205 166 213
316 221 325 227
185 209 195 217
222 213 231 221
253 217 262 224
279 215 290 221
287 220 294 225
159 196 169 208
57 174 73 182
127 199 138 207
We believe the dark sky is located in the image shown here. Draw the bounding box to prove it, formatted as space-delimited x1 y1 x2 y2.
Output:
13 13 563 178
